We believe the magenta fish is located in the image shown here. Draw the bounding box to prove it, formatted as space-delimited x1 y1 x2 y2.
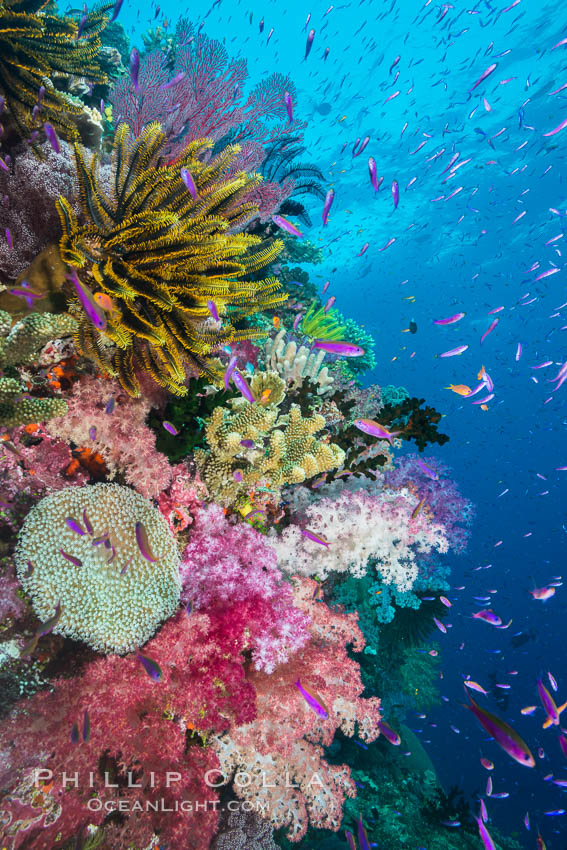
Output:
223 354 238 390
301 529 329 547
110 0 123 21
66 517 86 536
322 188 334 226
392 179 399 209
313 340 365 357
480 318 499 345
476 817 497 850
135 521 158 563
180 167 197 199
272 214 303 238
324 296 336 314
284 91 293 123
466 692 535 767
354 135 370 157
473 609 502 626
136 651 162 682
295 678 329 717
377 719 401 745
537 679 567 728
469 62 498 92
160 71 186 90
354 418 400 442
232 370 255 403
357 242 369 257
305 28 315 59
417 459 438 480
206 300 219 321
434 312 465 325
368 157 380 193
440 345 468 357
293 313 303 330
67 268 107 331
163 421 178 435
43 122 60 154
60 549 82 567
129 47 140 92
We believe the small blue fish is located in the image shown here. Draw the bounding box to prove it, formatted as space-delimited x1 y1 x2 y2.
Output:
137 651 162 682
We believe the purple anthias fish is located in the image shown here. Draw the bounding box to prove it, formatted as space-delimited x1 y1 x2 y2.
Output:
324 296 336 314
110 0 123 22
433 312 465 325
417 458 438 480
60 549 82 567
284 91 293 123
476 817 497 850
392 179 399 209
207 300 219 321
377 719 401 745
357 242 369 257
537 679 567 728
160 71 186 90
480 318 499 344
163 421 178 435
272 214 303 238
232 370 255 403
67 268 107 331
224 355 238 389
368 156 380 192
137 651 162 682
295 679 328 717
66 517 86 536
473 609 503 626
43 122 60 154
322 188 334 225
357 817 371 850
129 47 140 92
354 135 370 158
440 345 468 357
354 418 400 442
466 692 536 767
305 28 315 59
301 529 329 547
313 340 365 357
181 167 197 199
135 521 158 563
9 284 45 309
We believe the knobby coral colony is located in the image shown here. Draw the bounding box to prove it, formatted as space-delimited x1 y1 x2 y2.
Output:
57 122 286 396
0 0 112 142
0 9 480 850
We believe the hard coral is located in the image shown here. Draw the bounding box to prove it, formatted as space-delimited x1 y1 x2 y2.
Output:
0 0 110 142
264 328 334 395
57 123 287 396
14 483 181 653
195 371 345 507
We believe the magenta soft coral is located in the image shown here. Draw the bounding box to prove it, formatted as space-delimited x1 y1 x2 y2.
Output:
0 609 258 850
180 504 311 673
211 577 382 842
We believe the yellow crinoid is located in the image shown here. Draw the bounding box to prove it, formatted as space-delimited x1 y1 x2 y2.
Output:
57 123 287 395
0 0 111 141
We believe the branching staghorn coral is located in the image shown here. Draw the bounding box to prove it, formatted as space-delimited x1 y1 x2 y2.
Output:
57 122 287 396
0 309 76 427
263 328 334 395
195 371 345 506
0 0 111 142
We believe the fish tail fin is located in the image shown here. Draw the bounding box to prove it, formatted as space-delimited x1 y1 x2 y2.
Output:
542 716 552 729
558 700 567 716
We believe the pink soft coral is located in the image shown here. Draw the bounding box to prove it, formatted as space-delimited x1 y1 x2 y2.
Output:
0 607 259 850
181 505 310 672
211 577 382 842
156 464 208 534
48 376 172 499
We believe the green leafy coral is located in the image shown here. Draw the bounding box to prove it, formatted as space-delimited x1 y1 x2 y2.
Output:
0 0 111 142
57 122 287 397
195 371 345 506
0 309 76 428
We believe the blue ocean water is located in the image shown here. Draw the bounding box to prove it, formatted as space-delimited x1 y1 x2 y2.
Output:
114 0 567 843
3 0 566 846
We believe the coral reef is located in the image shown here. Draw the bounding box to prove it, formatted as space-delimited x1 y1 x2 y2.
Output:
195 371 345 506
57 123 286 395
264 328 334 394
300 301 346 341
0 310 76 427
14 483 181 653
0 0 110 142
270 487 449 587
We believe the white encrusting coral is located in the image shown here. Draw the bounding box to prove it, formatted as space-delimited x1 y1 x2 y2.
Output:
14 483 181 654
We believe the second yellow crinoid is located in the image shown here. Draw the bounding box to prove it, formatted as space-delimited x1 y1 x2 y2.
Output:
57 123 287 395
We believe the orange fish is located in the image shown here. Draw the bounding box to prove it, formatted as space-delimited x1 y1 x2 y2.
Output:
445 384 472 396
93 292 115 312
480 404 489 411
259 388 272 404
272 316 280 329
411 498 426 519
